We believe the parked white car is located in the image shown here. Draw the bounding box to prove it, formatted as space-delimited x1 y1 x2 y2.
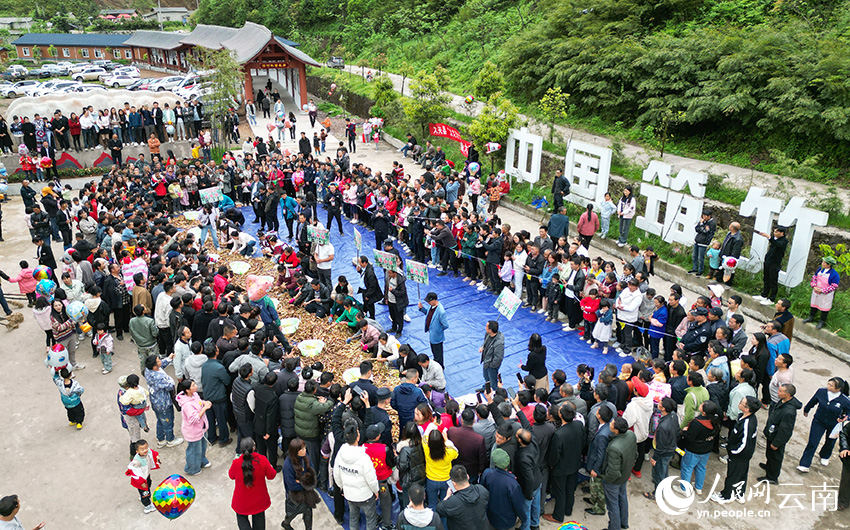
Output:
73 67 107 82
113 66 140 78
150 75 187 92
32 80 81 97
68 63 92 75
103 75 137 88
2 80 40 97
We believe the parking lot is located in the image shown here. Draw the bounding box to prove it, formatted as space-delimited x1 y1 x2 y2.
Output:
0 61 209 101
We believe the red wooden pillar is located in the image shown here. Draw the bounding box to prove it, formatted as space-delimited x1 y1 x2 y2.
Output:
297 63 308 109
244 65 254 103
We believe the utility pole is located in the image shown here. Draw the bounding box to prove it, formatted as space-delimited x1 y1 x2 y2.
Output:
157 0 163 31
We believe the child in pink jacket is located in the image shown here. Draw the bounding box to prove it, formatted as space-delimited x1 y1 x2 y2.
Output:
8 260 37 306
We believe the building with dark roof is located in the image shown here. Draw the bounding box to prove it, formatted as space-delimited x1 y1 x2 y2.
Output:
11 33 132 61
12 22 320 107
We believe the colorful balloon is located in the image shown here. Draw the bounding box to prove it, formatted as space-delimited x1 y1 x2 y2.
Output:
468 162 480 174
723 256 738 271
44 344 69 372
36 279 56 298
558 523 588 530
66 300 89 323
464 94 475 104
152 474 196 520
32 265 51 280
246 274 274 301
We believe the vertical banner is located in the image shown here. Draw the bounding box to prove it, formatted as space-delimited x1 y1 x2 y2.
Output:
373 249 402 272
404 259 429 285
354 227 362 254
306 225 330 244
494 287 522 320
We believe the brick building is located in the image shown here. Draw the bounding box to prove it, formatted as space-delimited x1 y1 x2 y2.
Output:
11 33 132 62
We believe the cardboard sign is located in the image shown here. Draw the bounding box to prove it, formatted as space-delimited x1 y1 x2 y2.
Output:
199 186 223 205
307 225 330 245
494 287 522 320
354 227 362 254
405 259 429 285
373 249 402 272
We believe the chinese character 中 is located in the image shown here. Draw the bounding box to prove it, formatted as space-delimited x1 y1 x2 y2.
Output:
504 127 543 184
563 140 611 207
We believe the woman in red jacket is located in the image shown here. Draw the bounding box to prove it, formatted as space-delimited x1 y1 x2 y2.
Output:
69 113 82 152
229 438 277 530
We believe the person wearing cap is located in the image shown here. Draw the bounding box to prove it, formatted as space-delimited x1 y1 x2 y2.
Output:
805 256 841 329
690 210 717 276
363 422 396 530
479 448 527 530
678 307 711 355
751 226 789 305
707 306 725 336
418 292 449 367
365 387 394 447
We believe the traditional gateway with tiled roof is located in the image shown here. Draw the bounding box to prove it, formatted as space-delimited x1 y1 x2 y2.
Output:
13 22 320 107
127 21 320 107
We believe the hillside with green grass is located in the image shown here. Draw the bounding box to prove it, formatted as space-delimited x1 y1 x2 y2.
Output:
195 0 850 183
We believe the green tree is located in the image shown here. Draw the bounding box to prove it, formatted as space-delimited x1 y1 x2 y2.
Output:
372 75 397 107
188 48 244 147
398 62 415 96
538 86 570 143
472 60 504 100
466 92 520 172
404 71 451 137
374 52 388 76
47 45 57 59
433 64 450 87
31 45 42 62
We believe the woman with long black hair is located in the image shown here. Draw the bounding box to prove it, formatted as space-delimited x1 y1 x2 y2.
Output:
281 438 320 530
50 299 83 371
616 185 636 247
746 332 771 405
229 437 277 530
520 333 549 390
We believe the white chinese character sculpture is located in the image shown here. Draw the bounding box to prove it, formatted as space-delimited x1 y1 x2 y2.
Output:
738 187 829 288
635 161 707 246
504 127 543 185
564 140 611 207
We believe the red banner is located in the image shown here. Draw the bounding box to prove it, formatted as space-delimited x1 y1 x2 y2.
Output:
429 123 471 158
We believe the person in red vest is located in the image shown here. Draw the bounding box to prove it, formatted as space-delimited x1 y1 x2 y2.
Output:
363 423 396 530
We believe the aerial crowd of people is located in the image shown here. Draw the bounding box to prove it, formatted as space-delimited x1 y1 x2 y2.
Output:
0 94 848 530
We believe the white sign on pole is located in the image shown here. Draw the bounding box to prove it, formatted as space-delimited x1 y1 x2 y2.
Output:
564 140 611 207
635 161 707 246
504 127 543 184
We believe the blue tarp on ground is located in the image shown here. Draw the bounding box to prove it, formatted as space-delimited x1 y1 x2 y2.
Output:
233 203 634 529
235 204 635 396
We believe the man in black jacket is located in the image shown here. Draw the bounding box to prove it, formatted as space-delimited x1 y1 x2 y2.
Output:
298 132 311 157
646 397 679 498
384 268 408 334
690 210 717 276
838 418 850 510
664 294 687 361
435 465 489 530
278 376 300 453
324 183 344 235
356 257 382 319
551 169 570 212
544 403 585 523
33 235 56 272
754 226 788 304
713 396 760 503
523 243 544 311
758 383 801 484
715 221 744 285
252 372 281 470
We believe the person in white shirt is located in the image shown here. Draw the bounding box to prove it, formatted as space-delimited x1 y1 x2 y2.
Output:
333 400 380 530
154 280 176 356
227 230 258 256
616 278 643 357
374 333 402 364
313 241 334 288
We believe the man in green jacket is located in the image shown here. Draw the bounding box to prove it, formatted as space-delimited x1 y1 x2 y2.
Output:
601 417 637 530
128 304 159 373
682 372 710 428
294 380 332 471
